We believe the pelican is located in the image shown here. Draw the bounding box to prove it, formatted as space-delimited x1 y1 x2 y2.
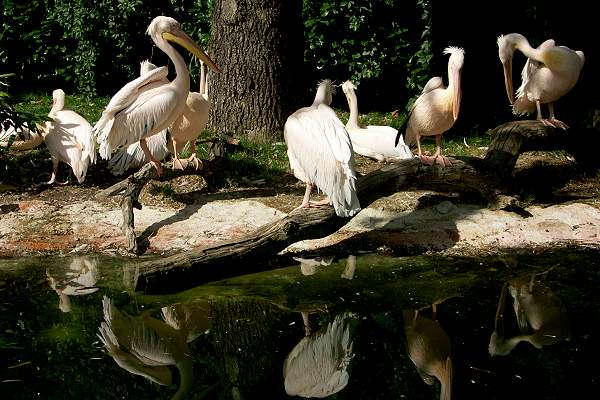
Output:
40 89 96 184
488 273 571 356
284 80 361 217
93 16 219 176
108 60 209 175
283 311 357 398
403 304 452 400
341 80 413 162
398 47 465 167
497 33 584 129
169 60 209 170
0 123 43 150
98 296 193 400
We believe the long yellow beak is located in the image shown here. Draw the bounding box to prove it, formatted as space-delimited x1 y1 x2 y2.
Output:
163 31 221 74
502 60 514 104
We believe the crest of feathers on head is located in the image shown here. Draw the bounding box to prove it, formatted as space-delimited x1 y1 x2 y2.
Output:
317 79 336 96
496 35 507 49
444 46 465 64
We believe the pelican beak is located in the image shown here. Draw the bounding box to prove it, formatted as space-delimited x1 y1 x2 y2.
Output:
452 67 461 121
502 59 514 104
163 30 221 73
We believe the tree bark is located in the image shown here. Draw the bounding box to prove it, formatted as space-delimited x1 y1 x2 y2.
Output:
207 0 304 142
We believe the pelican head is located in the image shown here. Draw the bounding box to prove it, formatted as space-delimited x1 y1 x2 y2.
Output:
313 79 336 106
497 33 527 104
49 89 66 117
341 80 357 105
444 46 464 120
146 16 220 73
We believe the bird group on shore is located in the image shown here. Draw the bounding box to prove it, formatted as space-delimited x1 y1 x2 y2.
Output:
1 15 585 219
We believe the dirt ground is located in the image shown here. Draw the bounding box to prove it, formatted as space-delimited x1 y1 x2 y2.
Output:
1 150 599 258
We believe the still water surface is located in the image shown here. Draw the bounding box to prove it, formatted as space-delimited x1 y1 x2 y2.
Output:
0 248 599 399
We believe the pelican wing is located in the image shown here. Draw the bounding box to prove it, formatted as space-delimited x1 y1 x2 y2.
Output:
54 110 96 164
421 76 444 96
107 130 171 176
284 105 360 217
96 84 182 158
93 66 171 158
513 39 555 114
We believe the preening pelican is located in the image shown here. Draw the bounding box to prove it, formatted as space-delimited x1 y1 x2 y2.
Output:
341 80 413 162
41 89 96 184
488 273 570 356
497 33 584 129
93 16 219 175
98 296 194 400
399 47 465 167
284 80 361 217
283 311 357 398
403 304 453 400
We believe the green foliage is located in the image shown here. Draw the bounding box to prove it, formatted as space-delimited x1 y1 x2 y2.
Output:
0 0 214 97
302 0 433 114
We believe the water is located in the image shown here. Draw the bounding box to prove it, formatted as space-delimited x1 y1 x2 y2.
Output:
0 248 599 399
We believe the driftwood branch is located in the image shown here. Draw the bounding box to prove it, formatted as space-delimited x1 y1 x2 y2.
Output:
121 120 595 292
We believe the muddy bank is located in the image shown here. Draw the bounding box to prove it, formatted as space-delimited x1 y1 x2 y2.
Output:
1 186 599 258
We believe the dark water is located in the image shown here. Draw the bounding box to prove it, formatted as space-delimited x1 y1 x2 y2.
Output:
0 248 599 399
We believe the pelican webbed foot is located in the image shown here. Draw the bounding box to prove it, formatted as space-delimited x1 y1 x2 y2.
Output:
172 157 186 171
186 153 203 170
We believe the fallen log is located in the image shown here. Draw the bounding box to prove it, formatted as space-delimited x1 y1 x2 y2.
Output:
123 120 593 293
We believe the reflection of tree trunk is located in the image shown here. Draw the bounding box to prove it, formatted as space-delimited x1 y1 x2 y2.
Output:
208 0 304 142
210 298 292 399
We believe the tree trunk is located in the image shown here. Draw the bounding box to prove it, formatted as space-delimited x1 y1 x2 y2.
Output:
208 0 304 142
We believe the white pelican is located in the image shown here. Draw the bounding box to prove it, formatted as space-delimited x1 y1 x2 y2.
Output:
341 80 413 162
98 296 193 400
41 89 96 184
284 80 361 217
497 33 585 129
169 60 209 170
93 16 219 176
284 311 356 398
108 60 210 175
488 274 571 356
0 123 43 150
400 47 465 167
403 304 452 400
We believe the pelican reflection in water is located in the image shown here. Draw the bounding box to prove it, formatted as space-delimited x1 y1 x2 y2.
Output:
403 302 453 400
97 298 212 400
46 256 99 313
283 311 357 398
489 271 571 356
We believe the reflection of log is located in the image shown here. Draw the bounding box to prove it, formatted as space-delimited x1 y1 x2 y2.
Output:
127 121 592 292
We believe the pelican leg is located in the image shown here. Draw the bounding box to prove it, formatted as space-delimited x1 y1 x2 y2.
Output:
432 135 452 167
171 139 187 170
46 160 68 185
186 153 203 170
417 133 435 165
291 183 313 212
547 103 569 129
46 160 59 185
140 138 163 176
